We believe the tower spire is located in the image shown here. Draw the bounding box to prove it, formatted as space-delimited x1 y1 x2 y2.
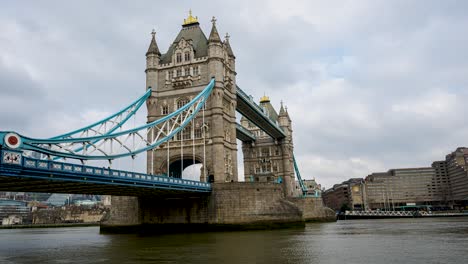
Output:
208 16 221 43
224 32 235 58
279 100 286 115
146 29 161 56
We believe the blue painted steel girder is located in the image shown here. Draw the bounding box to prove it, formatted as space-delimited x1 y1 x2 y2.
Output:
0 150 211 196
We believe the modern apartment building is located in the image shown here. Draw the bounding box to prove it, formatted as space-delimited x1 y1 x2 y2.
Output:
443 148 468 207
323 147 468 211
364 167 440 210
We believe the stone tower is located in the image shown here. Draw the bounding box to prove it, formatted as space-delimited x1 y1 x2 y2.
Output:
241 98 296 196
145 12 238 183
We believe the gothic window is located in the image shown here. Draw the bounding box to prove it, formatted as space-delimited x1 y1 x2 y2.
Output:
168 70 174 79
161 105 169 115
275 147 280 156
182 126 191 140
184 67 190 76
184 51 190 62
194 128 202 138
176 53 182 63
177 98 189 109
262 148 269 157
193 66 199 76
176 68 182 77
255 167 260 174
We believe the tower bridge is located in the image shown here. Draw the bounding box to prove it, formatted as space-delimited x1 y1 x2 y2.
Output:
0 12 335 231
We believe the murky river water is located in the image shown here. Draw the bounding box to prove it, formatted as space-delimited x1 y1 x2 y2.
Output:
0 217 467 264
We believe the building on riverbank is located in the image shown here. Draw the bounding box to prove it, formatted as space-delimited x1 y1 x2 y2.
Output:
324 147 468 211
364 167 440 210
322 178 364 211
0 200 31 225
441 148 468 208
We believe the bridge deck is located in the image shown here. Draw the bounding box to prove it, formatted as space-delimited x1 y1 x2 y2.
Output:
0 150 211 196
235 123 256 142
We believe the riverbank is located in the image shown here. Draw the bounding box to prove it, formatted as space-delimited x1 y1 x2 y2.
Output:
338 211 468 220
0 222 99 229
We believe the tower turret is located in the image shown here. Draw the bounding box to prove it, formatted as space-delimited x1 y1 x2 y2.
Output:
224 33 235 58
145 29 160 91
208 17 224 81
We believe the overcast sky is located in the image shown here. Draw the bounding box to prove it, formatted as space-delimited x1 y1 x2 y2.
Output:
1 1 468 188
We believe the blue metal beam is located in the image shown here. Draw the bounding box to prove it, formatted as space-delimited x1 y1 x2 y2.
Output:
0 150 211 195
0 79 215 161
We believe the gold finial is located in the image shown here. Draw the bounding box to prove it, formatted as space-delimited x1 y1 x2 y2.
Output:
260 95 270 103
183 9 198 25
211 16 217 25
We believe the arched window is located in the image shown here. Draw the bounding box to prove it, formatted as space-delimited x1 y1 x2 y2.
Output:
177 98 189 109
184 67 190 76
176 53 182 63
176 68 182 77
161 105 169 115
193 66 199 76
184 51 190 61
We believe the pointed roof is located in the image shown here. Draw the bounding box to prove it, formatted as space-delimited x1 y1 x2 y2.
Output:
208 16 222 43
279 101 286 116
259 97 279 122
160 23 208 64
285 105 291 120
224 33 235 58
146 29 161 56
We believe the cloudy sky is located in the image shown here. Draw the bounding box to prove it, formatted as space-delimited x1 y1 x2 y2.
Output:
1 1 468 188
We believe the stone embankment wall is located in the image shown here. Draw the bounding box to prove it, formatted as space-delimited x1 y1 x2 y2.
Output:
33 207 107 224
288 197 336 222
102 182 334 232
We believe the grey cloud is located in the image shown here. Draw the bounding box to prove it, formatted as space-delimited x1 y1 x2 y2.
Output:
1 1 468 188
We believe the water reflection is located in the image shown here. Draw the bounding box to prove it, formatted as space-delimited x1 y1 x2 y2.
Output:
0 218 467 264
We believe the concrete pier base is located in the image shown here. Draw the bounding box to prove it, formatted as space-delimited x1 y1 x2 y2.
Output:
101 183 335 233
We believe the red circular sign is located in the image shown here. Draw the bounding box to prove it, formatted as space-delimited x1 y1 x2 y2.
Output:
7 136 18 146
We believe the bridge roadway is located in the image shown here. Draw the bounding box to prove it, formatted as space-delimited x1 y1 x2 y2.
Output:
0 149 211 196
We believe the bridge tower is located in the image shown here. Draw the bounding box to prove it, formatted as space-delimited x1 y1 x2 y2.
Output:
145 12 238 183
241 98 296 196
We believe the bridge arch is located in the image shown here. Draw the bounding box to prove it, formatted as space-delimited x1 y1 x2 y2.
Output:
160 154 204 180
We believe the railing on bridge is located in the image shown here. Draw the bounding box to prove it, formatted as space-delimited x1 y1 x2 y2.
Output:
236 86 267 116
0 149 211 193
236 85 286 139
235 123 256 142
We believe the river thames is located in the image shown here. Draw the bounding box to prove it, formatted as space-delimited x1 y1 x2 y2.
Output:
0 217 467 264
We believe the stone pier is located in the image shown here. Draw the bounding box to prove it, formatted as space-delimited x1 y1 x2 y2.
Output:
100 182 335 233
